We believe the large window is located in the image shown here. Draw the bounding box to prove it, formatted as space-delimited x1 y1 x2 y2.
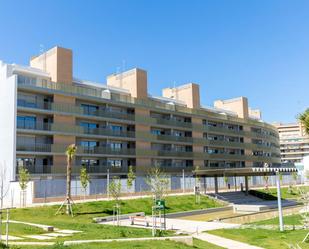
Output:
17 93 37 108
80 122 99 130
108 159 122 168
110 125 122 132
80 141 98 148
17 75 36 85
109 142 122 150
17 116 36 129
81 104 99 115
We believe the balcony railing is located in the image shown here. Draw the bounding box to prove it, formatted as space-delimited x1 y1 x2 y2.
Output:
17 100 135 121
16 164 128 175
17 79 279 134
16 143 136 156
17 121 135 138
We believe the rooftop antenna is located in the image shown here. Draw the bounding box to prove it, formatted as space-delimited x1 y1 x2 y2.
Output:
39 44 46 72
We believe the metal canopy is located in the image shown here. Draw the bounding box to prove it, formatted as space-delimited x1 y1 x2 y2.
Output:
194 166 297 177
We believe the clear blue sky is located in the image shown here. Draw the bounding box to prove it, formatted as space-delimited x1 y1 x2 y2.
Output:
1 0 308 123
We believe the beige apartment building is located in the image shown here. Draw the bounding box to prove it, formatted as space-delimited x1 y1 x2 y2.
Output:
0 46 287 197
274 123 309 165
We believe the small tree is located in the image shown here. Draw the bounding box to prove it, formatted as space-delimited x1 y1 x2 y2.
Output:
263 175 269 191
80 167 90 201
18 165 30 207
224 176 229 187
109 177 122 225
55 144 77 216
127 166 136 193
146 167 169 202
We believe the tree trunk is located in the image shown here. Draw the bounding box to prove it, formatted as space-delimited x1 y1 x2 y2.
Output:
66 158 72 214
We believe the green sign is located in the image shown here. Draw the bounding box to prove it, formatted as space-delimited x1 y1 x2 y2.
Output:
155 200 165 209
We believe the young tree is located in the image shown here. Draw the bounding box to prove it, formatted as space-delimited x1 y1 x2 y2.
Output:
56 144 77 216
109 176 122 225
146 167 169 202
127 166 136 193
80 167 90 200
263 175 269 191
224 176 229 187
18 165 30 207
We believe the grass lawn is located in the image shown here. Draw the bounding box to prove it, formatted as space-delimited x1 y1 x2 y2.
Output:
6 195 221 242
10 238 224 249
210 228 309 249
253 214 304 226
0 223 43 236
253 186 309 200
209 214 309 249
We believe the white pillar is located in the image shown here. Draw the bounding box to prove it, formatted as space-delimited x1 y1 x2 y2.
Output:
182 169 185 193
107 169 110 199
276 172 284 231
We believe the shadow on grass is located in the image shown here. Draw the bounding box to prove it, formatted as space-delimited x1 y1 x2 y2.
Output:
75 209 114 216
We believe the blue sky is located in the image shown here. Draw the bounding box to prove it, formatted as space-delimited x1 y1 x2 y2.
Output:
0 0 308 123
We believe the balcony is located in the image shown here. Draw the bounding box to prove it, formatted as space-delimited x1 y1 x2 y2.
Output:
151 117 192 128
16 143 136 156
17 100 135 121
16 165 52 174
17 121 135 138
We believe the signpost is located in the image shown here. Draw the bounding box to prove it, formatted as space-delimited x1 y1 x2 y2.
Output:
152 199 166 236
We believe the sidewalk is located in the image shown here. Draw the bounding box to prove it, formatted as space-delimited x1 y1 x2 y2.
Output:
194 233 264 249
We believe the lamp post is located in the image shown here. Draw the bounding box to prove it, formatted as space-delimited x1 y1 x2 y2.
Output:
276 170 284 231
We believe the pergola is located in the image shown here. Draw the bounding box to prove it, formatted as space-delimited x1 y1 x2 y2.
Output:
193 165 298 232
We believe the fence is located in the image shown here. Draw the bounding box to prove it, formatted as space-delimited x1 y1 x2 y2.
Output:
32 173 301 202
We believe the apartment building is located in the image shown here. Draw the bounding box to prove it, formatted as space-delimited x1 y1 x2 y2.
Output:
274 123 309 165
0 46 283 194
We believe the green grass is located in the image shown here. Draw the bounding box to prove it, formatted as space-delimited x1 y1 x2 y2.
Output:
209 228 309 249
254 186 309 200
8 238 224 249
209 214 309 249
6 195 221 242
253 214 304 226
0 223 43 236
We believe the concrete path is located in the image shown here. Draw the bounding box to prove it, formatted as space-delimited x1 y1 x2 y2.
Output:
194 233 264 249
101 218 240 233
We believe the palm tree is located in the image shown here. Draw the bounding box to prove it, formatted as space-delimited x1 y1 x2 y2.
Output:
56 144 77 216
299 109 309 135
65 144 77 215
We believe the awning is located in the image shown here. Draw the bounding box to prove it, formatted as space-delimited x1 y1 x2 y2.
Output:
193 166 297 177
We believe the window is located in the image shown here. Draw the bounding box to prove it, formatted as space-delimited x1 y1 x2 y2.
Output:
111 125 122 132
80 141 98 148
17 93 37 108
81 159 99 167
151 129 164 135
81 104 99 115
17 75 36 85
108 159 122 168
17 116 36 129
80 122 98 131
110 142 122 150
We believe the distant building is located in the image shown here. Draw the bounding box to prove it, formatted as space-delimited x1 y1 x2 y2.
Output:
274 123 309 177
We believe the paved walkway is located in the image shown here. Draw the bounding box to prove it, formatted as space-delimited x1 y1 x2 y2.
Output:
194 233 264 249
101 218 240 233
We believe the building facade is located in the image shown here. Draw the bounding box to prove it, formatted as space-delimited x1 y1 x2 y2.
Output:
275 123 309 164
0 46 281 191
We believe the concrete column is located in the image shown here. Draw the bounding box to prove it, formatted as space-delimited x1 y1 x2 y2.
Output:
214 176 218 194
245 176 249 195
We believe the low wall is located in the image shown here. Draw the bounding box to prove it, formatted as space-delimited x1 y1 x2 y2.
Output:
221 205 303 224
